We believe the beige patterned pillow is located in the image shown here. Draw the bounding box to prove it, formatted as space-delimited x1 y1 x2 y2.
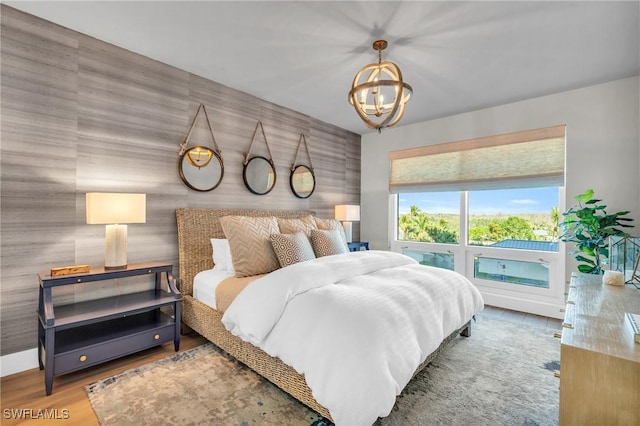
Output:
314 217 348 244
219 216 280 277
277 215 318 237
310 229 349 258
270 232 316 267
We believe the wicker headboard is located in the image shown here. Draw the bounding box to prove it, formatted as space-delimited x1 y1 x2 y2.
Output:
175 208 314 296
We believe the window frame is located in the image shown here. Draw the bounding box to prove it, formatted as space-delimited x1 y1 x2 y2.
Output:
391 190 566 319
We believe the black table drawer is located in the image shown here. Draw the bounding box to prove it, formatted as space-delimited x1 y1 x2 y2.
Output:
54 323 175 375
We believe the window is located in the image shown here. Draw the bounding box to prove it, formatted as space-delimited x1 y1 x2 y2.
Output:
402 249 455 270
467 187 559 251
398 192 459 244
398 187 560 251
389 125 566 318
473 256 550 288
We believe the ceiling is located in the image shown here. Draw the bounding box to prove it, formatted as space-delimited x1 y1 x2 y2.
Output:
5 1 639 135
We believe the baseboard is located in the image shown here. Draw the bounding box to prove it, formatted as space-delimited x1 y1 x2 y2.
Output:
1 348 39 377
480 292 565 319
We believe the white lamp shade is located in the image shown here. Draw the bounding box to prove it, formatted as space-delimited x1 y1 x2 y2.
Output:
334 205 360 222
86 193 145 269
86 193 146 224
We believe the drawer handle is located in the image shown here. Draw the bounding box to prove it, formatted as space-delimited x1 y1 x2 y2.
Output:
553 332 562 339
562 322 574 329
154 334 160 340
566 300 575 305
553 371 560 379
79 355 87 362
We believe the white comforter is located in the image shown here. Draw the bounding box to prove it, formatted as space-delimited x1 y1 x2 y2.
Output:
222 250 484 425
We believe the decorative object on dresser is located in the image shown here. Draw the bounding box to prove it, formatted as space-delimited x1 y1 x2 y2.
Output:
38 262 181 395
177 103 224 192
50 264 90 276
289 133 315 199
609 236 640 286
348 39 413 132
334 204 360 243
243 120 276 195
625 312 640 343
558 272 640 425
85 192 146 269
602 269 625 286
560 189 634 275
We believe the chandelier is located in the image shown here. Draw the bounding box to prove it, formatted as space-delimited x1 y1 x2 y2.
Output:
348 40 413 132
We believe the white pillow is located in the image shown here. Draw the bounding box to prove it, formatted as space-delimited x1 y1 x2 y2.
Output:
210 238 234 274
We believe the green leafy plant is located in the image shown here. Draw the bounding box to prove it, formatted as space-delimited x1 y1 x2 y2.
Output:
560 189 634 274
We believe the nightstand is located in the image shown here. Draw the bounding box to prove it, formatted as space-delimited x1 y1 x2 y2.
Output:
348 241 370 252
37 261 181 395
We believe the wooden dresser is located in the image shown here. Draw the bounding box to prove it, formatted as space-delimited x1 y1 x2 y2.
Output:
559 273 640 425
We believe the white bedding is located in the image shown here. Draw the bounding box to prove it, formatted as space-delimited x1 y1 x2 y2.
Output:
193 268 234 309
222 250 484 425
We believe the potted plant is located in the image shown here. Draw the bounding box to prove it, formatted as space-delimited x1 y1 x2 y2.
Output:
560 189 634 274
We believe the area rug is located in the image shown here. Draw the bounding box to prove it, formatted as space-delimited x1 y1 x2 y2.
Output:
86 315 560 426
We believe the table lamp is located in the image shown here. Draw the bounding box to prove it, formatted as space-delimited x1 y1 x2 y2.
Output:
86 193 146 269
335 204 360 243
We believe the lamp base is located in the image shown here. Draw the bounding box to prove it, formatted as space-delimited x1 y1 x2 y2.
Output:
105 264 128 270
105 224 128 269
342 221 353 243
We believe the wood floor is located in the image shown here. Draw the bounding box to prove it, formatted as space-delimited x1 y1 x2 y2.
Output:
0 333 207 426
0 306 561 425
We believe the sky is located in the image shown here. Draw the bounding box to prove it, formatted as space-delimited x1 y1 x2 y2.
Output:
398 187 559 216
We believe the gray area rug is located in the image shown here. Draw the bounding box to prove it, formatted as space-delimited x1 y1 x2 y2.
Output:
86 315 560 426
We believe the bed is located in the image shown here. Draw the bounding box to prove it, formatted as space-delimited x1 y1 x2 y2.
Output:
176 208 483 425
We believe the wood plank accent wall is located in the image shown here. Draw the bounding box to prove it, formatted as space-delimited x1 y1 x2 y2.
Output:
0 6 361 356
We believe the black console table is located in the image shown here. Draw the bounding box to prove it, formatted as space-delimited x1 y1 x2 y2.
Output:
37 262 181 395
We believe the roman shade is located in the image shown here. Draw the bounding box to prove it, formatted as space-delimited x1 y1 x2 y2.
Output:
389 125 566 193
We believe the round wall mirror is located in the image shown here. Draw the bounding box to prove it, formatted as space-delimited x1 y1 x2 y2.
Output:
179 146 224 192
243 156 276 195
290 165 315 199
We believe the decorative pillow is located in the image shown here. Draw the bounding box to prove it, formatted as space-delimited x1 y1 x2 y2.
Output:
219 216 280 278
277 215 318 237
270 232 316 268
310 229 349 258
314 217 348 244
210 238 234 273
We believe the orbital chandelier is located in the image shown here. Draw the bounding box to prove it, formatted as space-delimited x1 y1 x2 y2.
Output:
348 40 413 132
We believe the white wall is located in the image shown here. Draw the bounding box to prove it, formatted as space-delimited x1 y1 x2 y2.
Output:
361 76 640 283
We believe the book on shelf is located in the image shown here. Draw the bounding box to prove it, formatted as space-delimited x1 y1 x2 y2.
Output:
624 312 640 344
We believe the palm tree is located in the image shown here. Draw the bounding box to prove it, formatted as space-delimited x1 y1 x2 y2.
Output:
399 206 421 240
551 206 560 240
